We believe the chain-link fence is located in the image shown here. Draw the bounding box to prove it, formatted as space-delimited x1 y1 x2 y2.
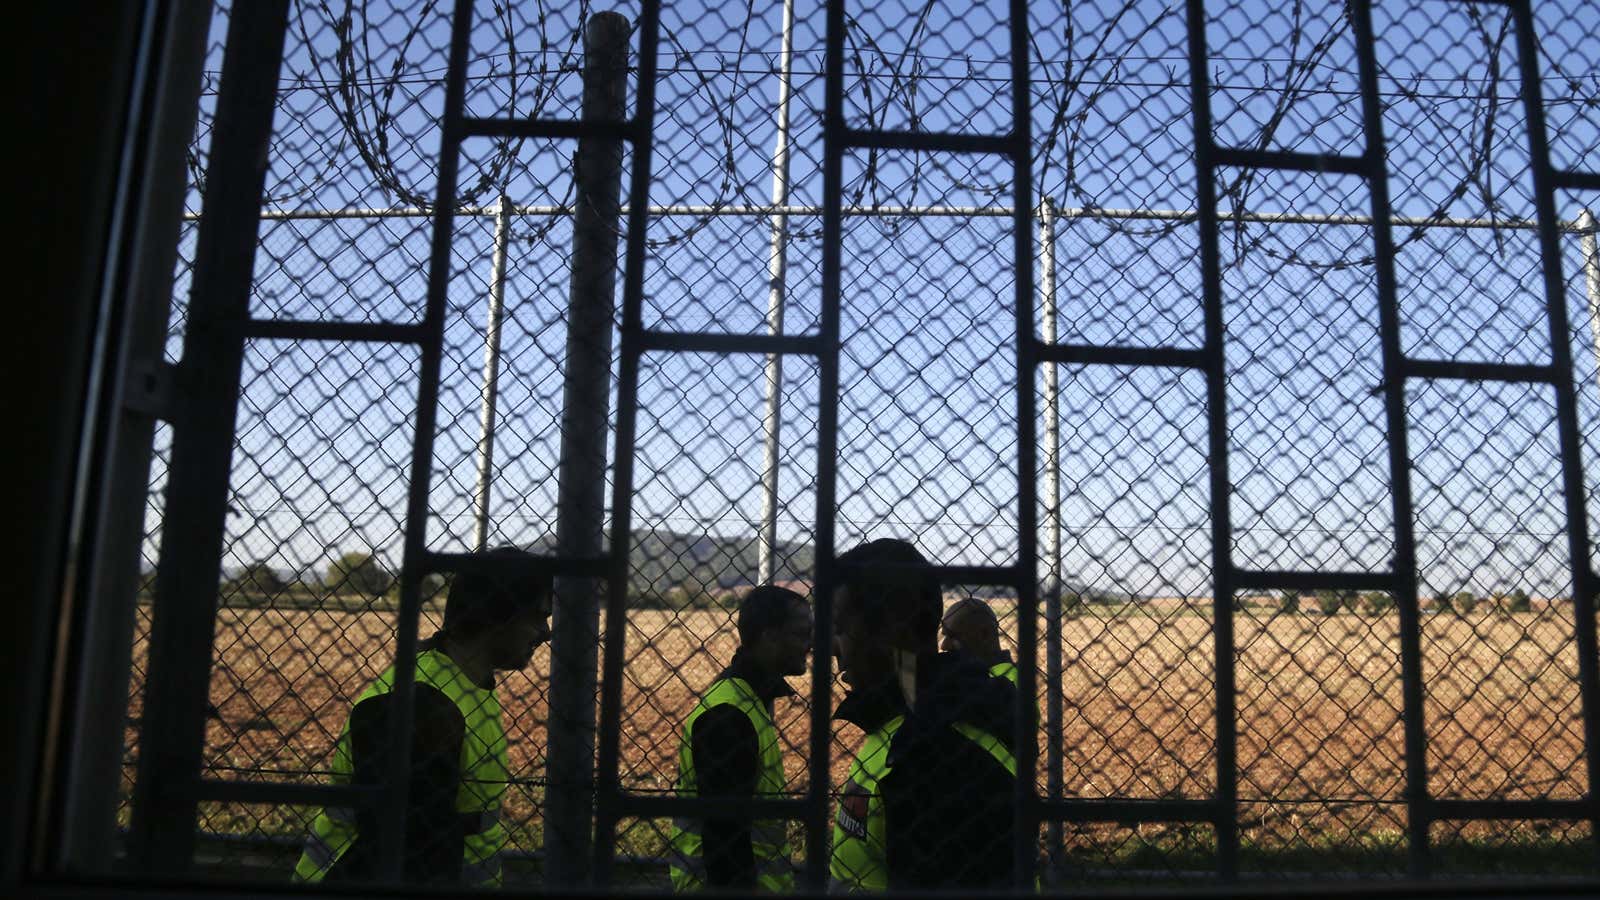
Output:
93 0 1600 890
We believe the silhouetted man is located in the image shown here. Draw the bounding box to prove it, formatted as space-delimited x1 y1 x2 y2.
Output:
669 585 812 891
829 539 1019 891
293 547 549 887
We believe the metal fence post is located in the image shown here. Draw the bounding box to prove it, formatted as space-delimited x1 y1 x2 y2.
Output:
56 0 214 873
1348 0 1431 875
590 1 660 882
807 0 846 887
1579 209 1600 398
546 12 629 886
758 0 797 587
1039 198 1065 882
126 0 292 874
473 194 512 552
1007 0 1041 883
1509 0 1600 859
1181 0 1240 877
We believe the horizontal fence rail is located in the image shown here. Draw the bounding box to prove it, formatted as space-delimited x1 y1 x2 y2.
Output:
186 204 1596 231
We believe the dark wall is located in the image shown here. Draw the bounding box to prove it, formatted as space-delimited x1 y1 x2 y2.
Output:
7 1 150 887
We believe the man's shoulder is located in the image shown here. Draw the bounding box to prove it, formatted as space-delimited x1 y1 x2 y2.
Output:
350 681 464 724
890 718 1014 766
695 700 760 737
695 676 765 719
689 701 759 754
881 712 1017 811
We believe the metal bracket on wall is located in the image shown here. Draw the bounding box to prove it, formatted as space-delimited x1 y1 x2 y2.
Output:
122 360 177 421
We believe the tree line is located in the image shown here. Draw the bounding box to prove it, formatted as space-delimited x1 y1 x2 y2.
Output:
150 544 1566 618
1265 588 1553 616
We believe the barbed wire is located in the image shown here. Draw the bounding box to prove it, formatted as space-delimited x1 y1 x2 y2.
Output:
195 62 1597 98
182 1 1591 269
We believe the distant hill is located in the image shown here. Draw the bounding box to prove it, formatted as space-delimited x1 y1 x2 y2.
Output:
527 529 814 599
599 532 1139 604
626 529 815 596
194 532 1144 609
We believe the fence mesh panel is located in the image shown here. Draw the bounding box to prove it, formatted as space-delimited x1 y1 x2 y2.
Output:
109 0 1600 888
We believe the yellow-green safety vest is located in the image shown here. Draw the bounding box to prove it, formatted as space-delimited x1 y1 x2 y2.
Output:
669 677 795 892
989 661 1043 735
984 660 1042 892
829 716 1017 892
828 714 903 892
292 649 508 887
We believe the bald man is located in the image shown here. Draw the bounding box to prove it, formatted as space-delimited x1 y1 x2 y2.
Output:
940 597 1016 684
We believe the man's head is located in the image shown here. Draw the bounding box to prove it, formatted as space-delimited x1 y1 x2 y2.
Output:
941 597 1002 658
832 538 941 688
441 547 552 671
738 585 812 677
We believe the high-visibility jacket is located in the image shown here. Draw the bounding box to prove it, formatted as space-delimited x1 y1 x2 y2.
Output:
989 660 1043 736
828 714 903 891
669 677 795 892
292 649 508 886
829 716 1017 891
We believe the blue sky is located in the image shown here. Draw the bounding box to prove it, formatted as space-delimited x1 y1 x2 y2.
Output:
153 0 1600 603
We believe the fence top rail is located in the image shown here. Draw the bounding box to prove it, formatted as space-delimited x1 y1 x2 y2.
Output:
183 203 1592 232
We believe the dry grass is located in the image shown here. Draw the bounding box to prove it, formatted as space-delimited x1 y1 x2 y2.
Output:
126 602 1590 863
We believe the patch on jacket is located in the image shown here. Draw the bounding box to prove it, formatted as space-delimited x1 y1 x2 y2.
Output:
836 794 869 840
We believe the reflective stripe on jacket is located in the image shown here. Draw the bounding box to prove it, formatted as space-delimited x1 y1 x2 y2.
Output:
989 660 1043 736
292 649 508 886
828 716 1017 892
669 676 795 892
828 714 903 892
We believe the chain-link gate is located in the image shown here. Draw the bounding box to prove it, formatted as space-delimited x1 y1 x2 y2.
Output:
58 0 1600 890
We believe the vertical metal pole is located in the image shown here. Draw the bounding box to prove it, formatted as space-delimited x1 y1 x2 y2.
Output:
546 13 629 886
1040 200 1062 602
377 0 476 880
1008 0 1040 886
591 1 659 884
1039 198 1065 883
58 0 213 872
1181 0 1239 879
126 0 291 874
1579 209 1600 397
473 194 512 552
1349 0 1430 877
807 0 845 890
1509 0 1600 854
758 0 797 586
